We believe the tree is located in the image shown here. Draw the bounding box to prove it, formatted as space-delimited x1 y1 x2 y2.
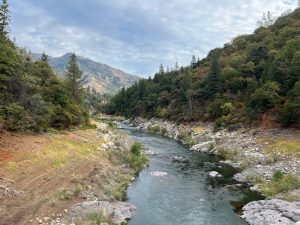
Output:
249 81 282 112
65 53 83 102
159 63 164 75
175 62 179 71
191 55 197 68
203 51 223 99
257 11 274 28
41 52 48 62
0 0 10 37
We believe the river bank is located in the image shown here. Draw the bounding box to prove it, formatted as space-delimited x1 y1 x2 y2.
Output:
125 117 300 225
0 121 143 225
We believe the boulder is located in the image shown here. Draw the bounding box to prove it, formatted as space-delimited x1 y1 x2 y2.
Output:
242 199 300 225
67 201 136 224
208 171 223 179
150 171 168 177
190 141 215 153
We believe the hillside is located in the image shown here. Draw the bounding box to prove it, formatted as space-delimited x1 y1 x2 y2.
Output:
107 8 300 128
33 53 140 93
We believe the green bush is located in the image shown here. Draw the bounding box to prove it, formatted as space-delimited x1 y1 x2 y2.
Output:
4 103 29 131
260 173 300 197
131 142 142 156
147 125 160 133
129 142 147 171
273 170 284 181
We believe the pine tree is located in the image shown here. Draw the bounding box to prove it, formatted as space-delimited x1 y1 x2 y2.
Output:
175 62 179 71
204 52 223 99
0 0 10 37
41 52 48 62
65 53 83 102
159 63 164 75
191 55 197 68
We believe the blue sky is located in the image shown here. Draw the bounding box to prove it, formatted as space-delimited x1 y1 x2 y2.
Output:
10 0 298 76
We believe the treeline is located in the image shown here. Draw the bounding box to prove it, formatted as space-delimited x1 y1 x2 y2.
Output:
107 9 300 128
0 0 90 132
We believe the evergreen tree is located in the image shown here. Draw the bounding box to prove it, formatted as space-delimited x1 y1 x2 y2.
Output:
0 0 10 37
191 55 197 68
41 52 48 62
175 62 179 71
159 63 164 75
65 53 83 102
203 52 223 99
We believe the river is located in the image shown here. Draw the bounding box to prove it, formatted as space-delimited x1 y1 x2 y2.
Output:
121 125 262 225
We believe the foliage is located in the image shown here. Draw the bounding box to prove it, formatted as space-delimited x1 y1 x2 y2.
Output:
259 173 300 197
131 142 142 156
106 8 300 128
0 2 91 132
129 142 147 171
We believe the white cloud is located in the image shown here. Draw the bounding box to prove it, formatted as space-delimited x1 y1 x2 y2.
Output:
10 0 298 76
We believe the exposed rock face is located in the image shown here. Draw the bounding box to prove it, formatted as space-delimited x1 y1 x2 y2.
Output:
242 199 300 225
67 201 136 224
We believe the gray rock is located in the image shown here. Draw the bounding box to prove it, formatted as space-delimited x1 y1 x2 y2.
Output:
242 199 300 225
150 171 168 177
67 201 136 224
190 141 215 153
208 171 223 179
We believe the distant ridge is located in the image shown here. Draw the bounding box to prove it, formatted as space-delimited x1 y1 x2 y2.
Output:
33 53 140 93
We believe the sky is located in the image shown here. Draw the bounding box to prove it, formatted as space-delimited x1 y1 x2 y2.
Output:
10 0 298 77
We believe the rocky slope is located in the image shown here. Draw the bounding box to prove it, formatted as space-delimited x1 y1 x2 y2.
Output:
33 53 140 93
126 117 300 225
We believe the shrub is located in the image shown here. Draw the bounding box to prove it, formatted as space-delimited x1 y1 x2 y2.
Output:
273 170 284 181
4 103 29 131
131 142 142 156
147 125 160 133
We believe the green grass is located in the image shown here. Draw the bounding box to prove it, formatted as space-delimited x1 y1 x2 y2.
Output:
178 131 195 147
147 125 161 134
259 173 300 198
84 212 106 225
57 187 82 200
129 142 148 172
217 147 240 161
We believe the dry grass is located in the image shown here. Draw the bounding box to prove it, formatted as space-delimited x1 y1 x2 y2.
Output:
192 126 205 133
258 134 300 159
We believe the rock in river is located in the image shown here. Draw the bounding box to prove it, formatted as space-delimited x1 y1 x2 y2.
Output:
190 141 215 153
208 171 223 179
172 156 190 163
150 171 168 177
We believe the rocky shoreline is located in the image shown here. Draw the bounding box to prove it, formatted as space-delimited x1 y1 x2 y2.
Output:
125 117 300 225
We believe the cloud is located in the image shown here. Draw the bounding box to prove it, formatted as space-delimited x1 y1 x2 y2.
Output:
10 0 297 76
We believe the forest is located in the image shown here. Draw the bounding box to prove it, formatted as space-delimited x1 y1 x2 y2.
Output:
0 0 92 132
107 9 300 128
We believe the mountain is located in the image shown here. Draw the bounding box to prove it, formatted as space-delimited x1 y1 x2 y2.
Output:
33 53 140 93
